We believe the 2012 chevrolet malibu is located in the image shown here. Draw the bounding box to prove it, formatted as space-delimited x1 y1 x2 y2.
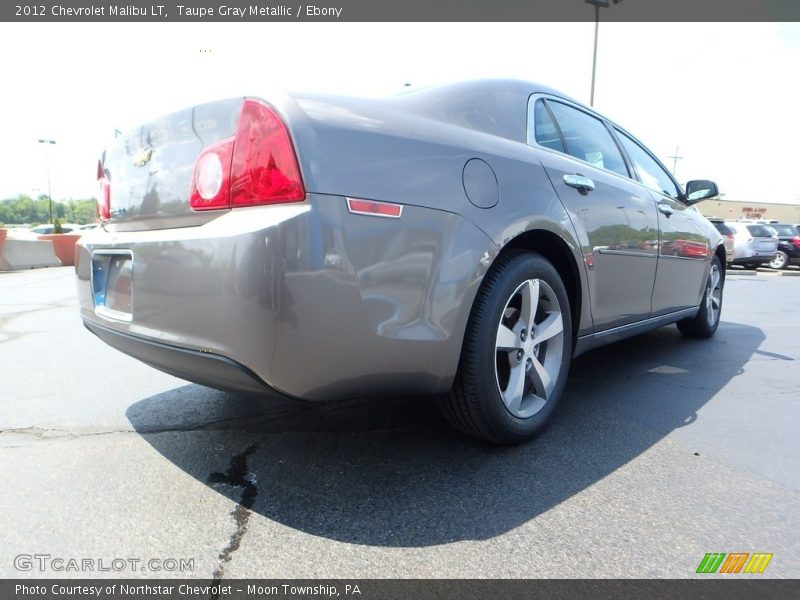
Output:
76 80 725 443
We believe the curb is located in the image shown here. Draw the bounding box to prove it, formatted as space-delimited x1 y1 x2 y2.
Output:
727 268 800 278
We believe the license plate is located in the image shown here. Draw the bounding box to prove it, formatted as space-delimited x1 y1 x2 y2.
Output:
91 251 133 321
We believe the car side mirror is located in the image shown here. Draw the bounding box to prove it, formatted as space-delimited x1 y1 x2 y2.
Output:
685 180 719 205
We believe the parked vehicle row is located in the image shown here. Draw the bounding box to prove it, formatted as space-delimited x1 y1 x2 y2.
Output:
702 219 800 270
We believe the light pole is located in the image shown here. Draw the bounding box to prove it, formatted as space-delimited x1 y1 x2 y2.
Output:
586 0 622 107
37 139 56 224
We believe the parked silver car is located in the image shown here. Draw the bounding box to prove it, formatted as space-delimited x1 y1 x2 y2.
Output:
725 222 778 268
77 80 726 443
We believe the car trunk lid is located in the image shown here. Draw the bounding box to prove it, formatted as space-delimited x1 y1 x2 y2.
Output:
99 98 243 232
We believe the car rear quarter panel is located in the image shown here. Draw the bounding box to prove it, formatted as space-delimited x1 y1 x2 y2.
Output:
274 90 593 337
77 194 497 400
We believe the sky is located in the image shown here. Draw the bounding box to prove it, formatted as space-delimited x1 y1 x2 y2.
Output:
0 22 798 204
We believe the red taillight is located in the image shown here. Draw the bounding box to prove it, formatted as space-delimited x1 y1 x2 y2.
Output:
189 136 234 210
726 232 734 240
189 99 304 211
791 236 800 249
97 159 110 221
230 100 304 206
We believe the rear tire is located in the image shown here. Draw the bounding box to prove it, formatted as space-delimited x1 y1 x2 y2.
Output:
769 251 788 270
440 251 573 444
677 256 723 338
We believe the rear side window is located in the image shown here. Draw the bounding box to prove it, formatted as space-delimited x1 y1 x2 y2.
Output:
711 222 733 236
545 101 628 177
746 225 775 237
530 100 565 153
770 224 798 236
615 130 680 199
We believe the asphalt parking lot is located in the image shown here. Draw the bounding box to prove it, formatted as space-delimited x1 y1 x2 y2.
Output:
0 266 798 579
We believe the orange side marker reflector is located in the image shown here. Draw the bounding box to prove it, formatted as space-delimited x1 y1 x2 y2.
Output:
346 197 403 218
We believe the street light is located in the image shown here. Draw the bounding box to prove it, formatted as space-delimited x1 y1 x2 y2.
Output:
37 138 56 224
586 0 623 107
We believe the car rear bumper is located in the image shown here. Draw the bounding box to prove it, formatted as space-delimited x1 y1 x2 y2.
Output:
76 193 497 400
85 320 272 394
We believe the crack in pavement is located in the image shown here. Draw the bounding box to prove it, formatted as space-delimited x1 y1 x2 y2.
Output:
0 410 308 443
0 300 77 343
207 444 259 592
0 426 136 441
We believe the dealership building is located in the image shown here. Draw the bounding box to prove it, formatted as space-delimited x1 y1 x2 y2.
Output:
699 199 800 223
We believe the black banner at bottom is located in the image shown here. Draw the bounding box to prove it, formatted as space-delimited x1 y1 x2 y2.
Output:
1 579 798 600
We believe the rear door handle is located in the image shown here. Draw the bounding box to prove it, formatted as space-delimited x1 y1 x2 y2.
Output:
563 174 595 194
657 202 674 217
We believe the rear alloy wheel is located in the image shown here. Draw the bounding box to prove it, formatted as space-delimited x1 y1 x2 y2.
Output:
677 256 723 338
440 251 572 444
769 251 788 270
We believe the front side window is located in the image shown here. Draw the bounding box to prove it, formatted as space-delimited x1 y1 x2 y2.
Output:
545 101 628 177
615 131 680 199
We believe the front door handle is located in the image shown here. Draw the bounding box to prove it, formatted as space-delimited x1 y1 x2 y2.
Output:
563 174 595 194
657 202 674 217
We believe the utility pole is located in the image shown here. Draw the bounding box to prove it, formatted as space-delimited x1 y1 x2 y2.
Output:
586 0 623 107
589 3 600 107
668 146 684 177
37 139 57 224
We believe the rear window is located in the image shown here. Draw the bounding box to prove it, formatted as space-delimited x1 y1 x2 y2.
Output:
770 224 798 236
711 221 733 236
746 225 775 237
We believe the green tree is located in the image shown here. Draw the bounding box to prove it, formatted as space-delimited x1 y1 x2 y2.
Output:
0 195 98 225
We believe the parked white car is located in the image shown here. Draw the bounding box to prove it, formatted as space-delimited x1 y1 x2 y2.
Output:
7 224 82 239
725 222 778 268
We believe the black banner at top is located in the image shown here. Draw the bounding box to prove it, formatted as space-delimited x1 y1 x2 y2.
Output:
2 0 800 22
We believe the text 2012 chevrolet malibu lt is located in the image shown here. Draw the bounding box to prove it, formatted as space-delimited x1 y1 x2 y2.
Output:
77 80 725 443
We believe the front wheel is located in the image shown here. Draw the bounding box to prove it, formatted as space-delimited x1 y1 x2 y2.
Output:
677 256 724 338
440 251 573 444
769 251 788 270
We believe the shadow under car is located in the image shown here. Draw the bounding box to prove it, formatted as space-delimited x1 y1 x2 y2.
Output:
126 320 762 548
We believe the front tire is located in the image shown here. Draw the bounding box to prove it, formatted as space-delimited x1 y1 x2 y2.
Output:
677 256 724 338
440 251 573 444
